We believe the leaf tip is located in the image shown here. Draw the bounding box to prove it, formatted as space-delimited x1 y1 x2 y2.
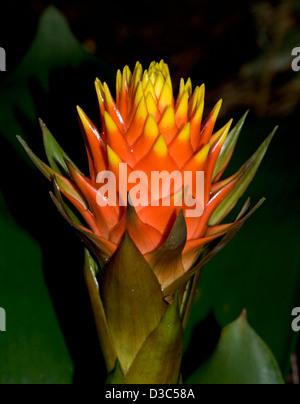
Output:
16 134 23 143
240 308 247 321
38 117 46 129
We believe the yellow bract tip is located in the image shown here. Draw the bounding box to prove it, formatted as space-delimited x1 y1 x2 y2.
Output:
159 105 176 130
153 72 164 99
95 77 102 86
116 70 122 92
133 82 144 107
135 96 148 121
159 82 173 109
77 106 90 128
190 85 205 114
107 145 122 167
145 92 159 118
175 91 189 127
210 119 233 146
144 80 156 100
76 104 84 117
144 115 159 139
219 119 233 145
213 99 223 118
132 62 143 91
195 143 211 164
95 78 104 102
178 123 191 141
103 82 114 106
178 78 185 98
192 99 204 123
199 83 205 100
153 135 168 157
122 65 132 90
184 78 192 98
104 111 118 133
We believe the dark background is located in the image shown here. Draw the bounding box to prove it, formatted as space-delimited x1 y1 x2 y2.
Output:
0 0 300 384
2 0 300 117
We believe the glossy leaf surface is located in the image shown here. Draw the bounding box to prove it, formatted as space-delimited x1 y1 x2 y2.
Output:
187 312 284 384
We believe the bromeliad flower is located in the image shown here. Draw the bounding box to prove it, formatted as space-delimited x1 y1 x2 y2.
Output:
18 60 275 384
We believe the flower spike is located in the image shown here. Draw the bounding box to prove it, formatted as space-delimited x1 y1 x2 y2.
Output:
18 60 275 384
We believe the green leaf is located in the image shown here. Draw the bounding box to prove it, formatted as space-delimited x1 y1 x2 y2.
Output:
17 135 88 210
212 111 249 181
40 119 83 178
209 127 277 226
0 189 74 384
186 311 285 384
101 232 167 375
126 294 184 384
84 249 117 373
51 176 84 226
106 361 126 384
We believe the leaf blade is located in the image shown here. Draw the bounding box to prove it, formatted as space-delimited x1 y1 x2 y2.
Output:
209 127 277 226
17 135 88 210
40 118 83 178
212 111 249 181
186 311 285 384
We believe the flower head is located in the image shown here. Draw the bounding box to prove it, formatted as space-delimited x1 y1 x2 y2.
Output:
18 60 274 293
18 60 275 382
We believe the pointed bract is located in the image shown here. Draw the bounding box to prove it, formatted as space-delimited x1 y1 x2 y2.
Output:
213 111 249 182
126 294 183 384
146 211 187 291
101 232 166 374
209 128 277 226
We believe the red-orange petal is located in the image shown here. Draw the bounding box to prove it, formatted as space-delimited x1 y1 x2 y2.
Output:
158 105 178 145
66 161 119 238
190 99 204 151
191 172 242 239
99 80 125 133
77 106 107 176
145 92 161 122
137 203 178 237
183 219 244 270
169 123 194 169
175 90 189 128
126 203 163 255
135 135 178 176
131 114 160 165
197 99 222 150
104 111 135 167
109 212 126 245
126 96 148 146
182 233 221 270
